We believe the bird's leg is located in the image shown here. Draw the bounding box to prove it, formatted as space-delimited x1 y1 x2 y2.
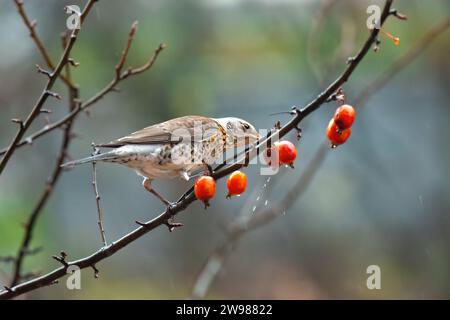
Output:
142 178 173 207
141 178 181 230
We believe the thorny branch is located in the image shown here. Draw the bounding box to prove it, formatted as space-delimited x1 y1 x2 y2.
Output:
2 1 165 289
91 146 107 246
9 30 80 287
190 13 450 299
0 38 166 157
0 0 97 175
12 0 75 88
0 0 395 300
191 143 329 299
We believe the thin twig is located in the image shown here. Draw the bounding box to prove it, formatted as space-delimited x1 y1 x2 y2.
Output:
355 16 450 106
0 0 97 175
9 69 79 288
91 146 107 246
12 0 75 88
0 0 395 300
0 39 166 157
8 29 82 287
190 10 450 300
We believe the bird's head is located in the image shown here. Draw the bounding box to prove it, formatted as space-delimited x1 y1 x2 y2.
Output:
215 117 260 147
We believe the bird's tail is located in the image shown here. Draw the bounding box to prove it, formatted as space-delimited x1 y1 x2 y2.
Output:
61 151 117 168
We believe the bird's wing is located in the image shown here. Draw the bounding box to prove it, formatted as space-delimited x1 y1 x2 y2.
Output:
97 115 225 148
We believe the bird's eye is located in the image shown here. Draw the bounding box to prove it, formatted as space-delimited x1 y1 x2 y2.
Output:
242 123 250 130
227 122 233 130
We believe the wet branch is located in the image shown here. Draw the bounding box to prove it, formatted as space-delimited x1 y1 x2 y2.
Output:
190 11 450 299
0 0 97 175
0 0 395 300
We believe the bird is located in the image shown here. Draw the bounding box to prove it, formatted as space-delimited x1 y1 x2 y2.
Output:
62 115 260 206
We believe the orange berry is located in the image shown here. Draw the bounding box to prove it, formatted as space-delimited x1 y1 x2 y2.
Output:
277 140 297 166
334 104 356 129
194 176 216 207
326 119 351 147
226 171 247 198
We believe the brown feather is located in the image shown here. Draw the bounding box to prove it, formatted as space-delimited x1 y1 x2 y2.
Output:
97 116 224 148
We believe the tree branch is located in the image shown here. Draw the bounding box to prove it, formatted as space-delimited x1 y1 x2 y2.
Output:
9 32 81 287
191 142 328 299
0 40 166 157
12 0 75 88
191 9 450 300
0 0 97 175
0 0 395 300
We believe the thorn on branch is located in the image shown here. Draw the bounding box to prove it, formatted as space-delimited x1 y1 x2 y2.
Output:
91 265 100 279
135 220 148 228
52 251 68 267
35 64 52 78
373 38 381 52
164 220 184 232
67 58 80 67
346 56 356 65
11 118 24 129
3 286 14 293
40 108 52 114
389 9 408 21
45 90 61 100
294 125 302 140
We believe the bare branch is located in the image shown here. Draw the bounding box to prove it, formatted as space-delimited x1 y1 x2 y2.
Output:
0 0 97 175
0 39 166 157
0 0 395 300
355 16 450 107
91 146 107 246
191 143 328 299
12 0 75 88
8 29 81 287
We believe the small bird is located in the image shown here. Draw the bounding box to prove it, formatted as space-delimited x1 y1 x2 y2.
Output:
62 115 259 206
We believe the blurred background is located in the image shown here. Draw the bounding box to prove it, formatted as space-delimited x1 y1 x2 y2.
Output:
1 0 449 299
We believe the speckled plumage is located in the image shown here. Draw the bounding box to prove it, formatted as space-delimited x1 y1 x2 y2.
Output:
62 115 259 204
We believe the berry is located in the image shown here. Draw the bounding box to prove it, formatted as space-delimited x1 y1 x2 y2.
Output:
334 104 356 129
277 140 297 166
326 119 351 147
194 176 216 207
226 171 247 198
264 140 297 168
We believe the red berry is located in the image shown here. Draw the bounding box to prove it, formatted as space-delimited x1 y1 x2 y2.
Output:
326 119 351 147
194 176 216 207
227 171 247 198
334 104 356 129
277 140 297 166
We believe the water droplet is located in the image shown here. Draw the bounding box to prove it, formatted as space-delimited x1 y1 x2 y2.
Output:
256 196 260 201
264 200 268 206
252 206 257 213
282 210 286 215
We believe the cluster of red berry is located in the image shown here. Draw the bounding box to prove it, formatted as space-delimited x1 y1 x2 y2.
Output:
194 139 298 206
194 171 247 207
326 104 356 148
